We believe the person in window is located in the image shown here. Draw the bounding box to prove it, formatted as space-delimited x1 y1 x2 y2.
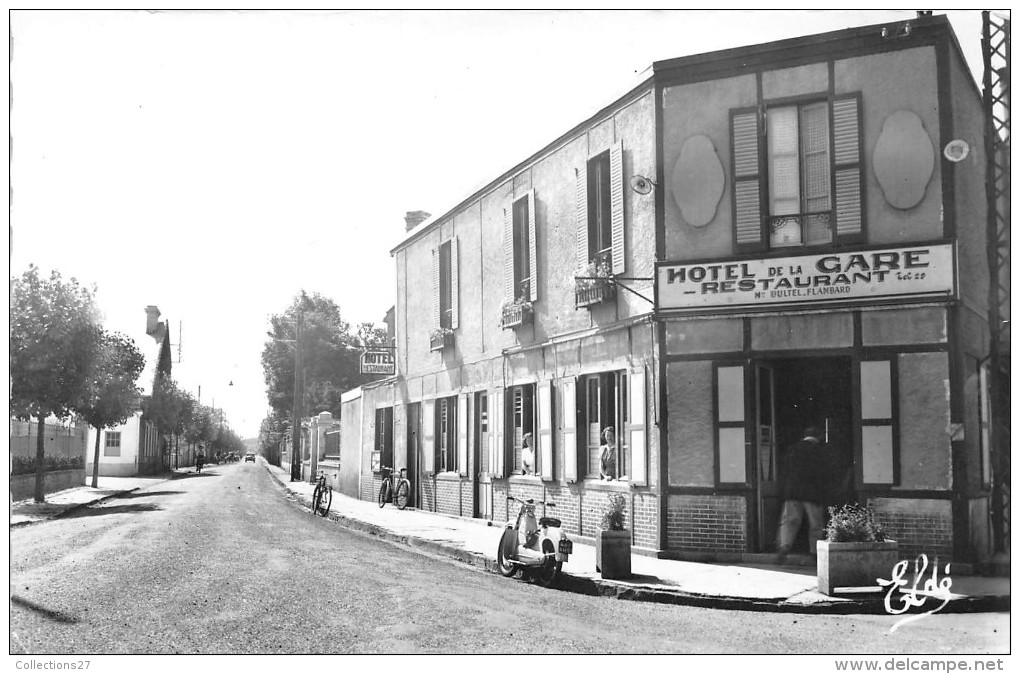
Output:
776 425 832 563
600 427 618 481
520 432 535 475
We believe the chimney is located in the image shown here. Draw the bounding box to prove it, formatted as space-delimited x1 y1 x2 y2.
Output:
145 305 162 337
404 210 431 232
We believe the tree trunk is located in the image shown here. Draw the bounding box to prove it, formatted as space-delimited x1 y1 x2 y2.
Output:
91 425 102 488
34 416 46 503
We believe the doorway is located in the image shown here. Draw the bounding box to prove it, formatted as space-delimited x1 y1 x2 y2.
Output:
474 391 493 520
407 402 420 509
754 356 855 552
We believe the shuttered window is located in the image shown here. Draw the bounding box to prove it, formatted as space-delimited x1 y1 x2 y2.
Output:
375 407 393 470
731 93 863 251
576 142 625 275
508 384 535 474
435 237 460 331
504 190 538 303
434 396 457 473
577 370 628 480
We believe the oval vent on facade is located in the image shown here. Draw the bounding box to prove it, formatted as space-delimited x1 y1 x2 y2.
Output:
873 110 935 210
672 134 724 227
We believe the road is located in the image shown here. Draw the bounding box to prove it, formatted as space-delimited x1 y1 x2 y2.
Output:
10 462 1010 654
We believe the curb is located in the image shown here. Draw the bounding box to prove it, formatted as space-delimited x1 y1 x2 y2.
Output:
265 466 1011 615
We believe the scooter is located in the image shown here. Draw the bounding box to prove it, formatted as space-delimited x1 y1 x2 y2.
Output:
495 494 572 587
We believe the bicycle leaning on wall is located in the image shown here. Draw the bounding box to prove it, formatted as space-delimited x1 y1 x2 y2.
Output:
312 470 332 517
378 466 411 510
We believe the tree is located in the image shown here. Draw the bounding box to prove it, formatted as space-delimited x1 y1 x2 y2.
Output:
78 331 145 488
261 291 370 420
357 322 390 348
10 266 101 502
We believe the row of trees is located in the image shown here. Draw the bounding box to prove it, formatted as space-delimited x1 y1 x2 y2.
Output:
10 265 234 502
258 291 388 462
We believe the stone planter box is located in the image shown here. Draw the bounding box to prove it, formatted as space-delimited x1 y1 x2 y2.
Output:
595 529 632 579
817 539 899 595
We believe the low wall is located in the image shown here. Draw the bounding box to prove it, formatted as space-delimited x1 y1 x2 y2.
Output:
11 469 87 501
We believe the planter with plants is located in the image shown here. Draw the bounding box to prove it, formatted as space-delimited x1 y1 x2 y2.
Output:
817 503 899 596
428 327 454 352
574 259 615 309
499 297 533 330
595 492 632 579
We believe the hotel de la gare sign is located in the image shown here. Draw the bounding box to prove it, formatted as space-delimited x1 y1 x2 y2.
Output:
656 242 957 313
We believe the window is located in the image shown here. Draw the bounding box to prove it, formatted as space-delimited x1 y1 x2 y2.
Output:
731 94 862 251
504 191 537 303
477 392 489 474
576 141 625 275
375 407 393 471
509 384 535 474
104 431 121 457
578 371 628 479
434 396 457 473
432 237 460 332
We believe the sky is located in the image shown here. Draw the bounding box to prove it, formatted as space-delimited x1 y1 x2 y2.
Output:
9 9 992 439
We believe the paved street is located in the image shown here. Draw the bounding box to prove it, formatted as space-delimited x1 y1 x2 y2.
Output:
10 463 1010 654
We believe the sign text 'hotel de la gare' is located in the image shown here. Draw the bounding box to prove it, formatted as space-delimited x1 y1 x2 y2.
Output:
657 243 956 312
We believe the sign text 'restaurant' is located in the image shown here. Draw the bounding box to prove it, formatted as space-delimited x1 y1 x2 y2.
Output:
360 349 395 375
657 244 955 311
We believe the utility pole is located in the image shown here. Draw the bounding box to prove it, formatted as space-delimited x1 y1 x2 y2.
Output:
290 313 304 482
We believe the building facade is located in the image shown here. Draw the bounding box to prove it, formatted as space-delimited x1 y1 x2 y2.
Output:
351 15 995 566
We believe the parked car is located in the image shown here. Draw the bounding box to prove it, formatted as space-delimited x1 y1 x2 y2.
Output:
245 453 256 463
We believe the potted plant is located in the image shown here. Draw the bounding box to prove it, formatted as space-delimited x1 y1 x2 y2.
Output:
499 297 533 330
817 503 899 596
595 492 631 579
574 257 615 308
428 327 454 352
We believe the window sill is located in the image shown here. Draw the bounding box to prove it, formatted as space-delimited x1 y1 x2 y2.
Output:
434 471 463 481
508 474 544 486
582 478 631 492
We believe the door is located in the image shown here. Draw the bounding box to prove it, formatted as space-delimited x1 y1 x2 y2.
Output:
755 363 780 551
407 402 420 508
475 391 492 520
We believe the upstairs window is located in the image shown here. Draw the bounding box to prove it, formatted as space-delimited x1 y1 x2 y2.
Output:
504 191 538 303
576 141 625 275
731 94 863 252
432 237 460 331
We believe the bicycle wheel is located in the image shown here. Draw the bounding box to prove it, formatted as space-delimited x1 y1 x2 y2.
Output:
495 527 519 577
378 481 389 508
533 539 562 588
317 486 332 517
312 485 323 513
395 480 410 510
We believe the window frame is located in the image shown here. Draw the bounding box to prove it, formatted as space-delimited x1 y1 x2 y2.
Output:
104 430 122 457
434 395 458 473
507 384 536 475
374 406 394 472
438 239 453 329
577 370 629 480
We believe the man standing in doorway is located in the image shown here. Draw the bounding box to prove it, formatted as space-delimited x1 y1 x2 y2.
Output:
776 425 831 563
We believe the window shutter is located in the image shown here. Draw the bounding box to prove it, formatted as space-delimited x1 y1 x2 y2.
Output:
450 236 460 329
422 399 435 475
527 189 538 302
492 389 505 478
609 140 625 275
562 379 577 483
458 393 468 477
575 167 588 270
731 109 764 250
431 249 440 330
503 206 514 301
537 381 554 481
833 95 863 241
859 358 897 485
628 366 647 486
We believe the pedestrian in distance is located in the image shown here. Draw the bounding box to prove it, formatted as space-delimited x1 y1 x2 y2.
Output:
775 425 832 563
600 427 618 481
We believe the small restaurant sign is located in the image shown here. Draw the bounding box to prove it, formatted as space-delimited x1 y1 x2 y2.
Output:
657 243 956 312
360 348 396 376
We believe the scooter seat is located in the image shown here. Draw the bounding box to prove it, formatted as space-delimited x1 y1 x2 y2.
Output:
539 517 561 528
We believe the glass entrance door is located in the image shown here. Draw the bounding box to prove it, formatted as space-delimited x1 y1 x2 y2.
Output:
755 363 781 552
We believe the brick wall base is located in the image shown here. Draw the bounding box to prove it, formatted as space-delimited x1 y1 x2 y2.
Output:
868 497 953 561
666 493 747 553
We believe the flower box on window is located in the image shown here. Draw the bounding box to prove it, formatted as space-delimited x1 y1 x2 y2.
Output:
500 299 533 330
429 328 454 352
575 255 615 309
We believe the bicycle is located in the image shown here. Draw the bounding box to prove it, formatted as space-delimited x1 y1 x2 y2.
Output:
312 471 332 517
377 466 411 510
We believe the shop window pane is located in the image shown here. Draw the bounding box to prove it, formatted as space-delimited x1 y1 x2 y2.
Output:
718 427 746 483
862 425 894 484
717 366 745 422
860 361 892 419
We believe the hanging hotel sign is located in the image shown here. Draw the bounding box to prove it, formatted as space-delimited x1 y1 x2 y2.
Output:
657 243 956 312
360 348 396 375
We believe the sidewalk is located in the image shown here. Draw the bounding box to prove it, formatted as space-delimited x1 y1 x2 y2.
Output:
10 473 183 527
264 462 1010 615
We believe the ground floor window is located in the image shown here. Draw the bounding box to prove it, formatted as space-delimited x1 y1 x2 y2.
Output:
579 371 628 479
104 431 122 457
434 396 457 473
508 384 536 475
375 407 393 470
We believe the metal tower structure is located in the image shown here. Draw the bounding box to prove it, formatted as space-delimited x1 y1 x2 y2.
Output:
982 11 1010 554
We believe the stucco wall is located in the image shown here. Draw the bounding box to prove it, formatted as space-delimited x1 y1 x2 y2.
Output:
86 415 142 477
338 391 362 498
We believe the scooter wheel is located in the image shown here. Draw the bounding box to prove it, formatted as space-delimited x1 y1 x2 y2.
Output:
495 528 519 578
532 539 562 588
